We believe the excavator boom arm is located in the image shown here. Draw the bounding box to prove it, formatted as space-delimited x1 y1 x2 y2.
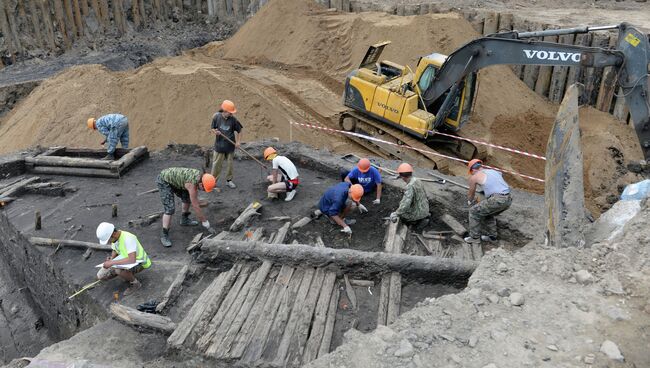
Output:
423 23 650 159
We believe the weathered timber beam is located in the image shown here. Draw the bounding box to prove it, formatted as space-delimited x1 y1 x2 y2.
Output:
110 304 176 334
30 237 112 251
110 146 149 170
25 155 114 169
0 177 41 198
200 240 477 282
29 166 120 178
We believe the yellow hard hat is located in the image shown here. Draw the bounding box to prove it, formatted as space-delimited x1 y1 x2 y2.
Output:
87 118 96 130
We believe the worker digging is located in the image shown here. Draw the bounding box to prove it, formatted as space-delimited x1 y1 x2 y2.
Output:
390 163 431 232
464 159 512 244
341 158 383 206
95 222 152 296
210 99 243 190
86 113 130 161
313 182 365 235
263 147 300 202
157 167 217 247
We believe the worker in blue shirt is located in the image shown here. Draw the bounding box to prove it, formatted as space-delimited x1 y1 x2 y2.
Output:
313 182 364 235
342 158 382 209
87 113 130 160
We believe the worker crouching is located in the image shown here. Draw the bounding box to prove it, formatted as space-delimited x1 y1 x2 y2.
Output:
464 159 512 244
96 222 151 296
341 158 382 212
390 163 430 231
157 167 218 247
314 183 364 235
87 114 130 161
264 147 300 202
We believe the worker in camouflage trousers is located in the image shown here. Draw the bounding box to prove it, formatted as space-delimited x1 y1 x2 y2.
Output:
390 163 430 231
87 114 130 161
464 159 512 244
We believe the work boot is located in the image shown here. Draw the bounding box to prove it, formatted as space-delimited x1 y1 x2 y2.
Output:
180 212 199 226
123 279 142 297
481 235 497 242
285 190 297 202
226 180 237 189
464 236 481 244
161 228 172 247
101 153 116 161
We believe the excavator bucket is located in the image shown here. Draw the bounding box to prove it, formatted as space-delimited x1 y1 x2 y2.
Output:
544 84 586 248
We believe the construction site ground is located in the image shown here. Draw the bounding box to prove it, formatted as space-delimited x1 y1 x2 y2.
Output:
0 0 649 367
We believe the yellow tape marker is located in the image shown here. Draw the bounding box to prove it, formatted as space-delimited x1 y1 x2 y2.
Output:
625 33 640 47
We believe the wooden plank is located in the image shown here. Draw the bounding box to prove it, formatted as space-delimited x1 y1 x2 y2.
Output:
131 0 141 27
26 155 114 169
441 214 466 237
612 87 629 122
207 261 273 357
272 221 291 243
112 0 124 35
29 166 119 178
0 2 17 55
301 271 337 364
29 236 111 251
285 268 327 367
511 15 530 78
270 267 316 365
0 177 41 198
39 0 57 49
482 11 498 35
167 263 242 349
548 34 575 104
230 201 262 232
471 242 483 260
343 274 357 310
195 264 254 351
583 32 610 105
227 276 274 359
3 1 23 52
566 33 591 87
317 283 340 358
386 272 401 325
27 0 45 48
138 0 145 25
80 0 89 15
239 265 296 363
98 0 109 28
62 0 77 39
156 265 189 313
71 0 83 36
111 304 176 334
595 33 619 112
377 275 389 326
534 33 559 98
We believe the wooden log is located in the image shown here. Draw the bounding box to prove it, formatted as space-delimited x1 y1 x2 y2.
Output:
595 34 619 112
0 3 17 55
27 0 45 48
0 178 22 192
349 279 374 287
112 0 124 35
62 0 77 39
272 221 291 243
0 177 41 198
240 265 296 363
317 282 339 357
138 0 146 25
37 0 56 48
226 276 273 359
271 267 316 365
386 224 406 325
207 0 213 16
415 234 433 254
482 11 498 35
186 232 204 253
167 263 242 349
26 155 113 169
80 0 89 15
30 236 111 251
207 261 273 357
72 0 84 36
548 34 575 104
98 0 109 25
535 33 559 98
511 15 529 78
285 268 327 367
343 274 356 310
377 274 389 326
132 0 141 27
3 1 23 53
612 88 629 122
35 211 42 230
291 216 312 229
230 201 262 232
441 214 467 237
29 166 120 178
566 33 591 87
195 264 253 351
111 304 176 334
301 271 336 364
201 240 478 281
216 0 227 20
156 265 189 313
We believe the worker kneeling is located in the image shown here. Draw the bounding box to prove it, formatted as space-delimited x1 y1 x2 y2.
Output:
96 222 151 296
157 167 218 247
341 158 382 213
264 147 299 202
390 163 430 231
314 183 364 235
464 159 512 244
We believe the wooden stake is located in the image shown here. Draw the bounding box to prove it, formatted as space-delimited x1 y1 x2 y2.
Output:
80 0 89 15
548 34 575 104
27 0 45 48
39 0 57 49
534 33 559 98
595 34 619 112
35 211 42 230
52 0 70 47
98 0 109 27
131 0 141 27
62 0 77 39
111 204 118 217
112 0 124 35
0 4 16 56
0 177 41 198
482 11 498 35
138 0 146 25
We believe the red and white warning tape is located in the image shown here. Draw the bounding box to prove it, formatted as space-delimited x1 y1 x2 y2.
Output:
427 129 547 161
289 121 545 183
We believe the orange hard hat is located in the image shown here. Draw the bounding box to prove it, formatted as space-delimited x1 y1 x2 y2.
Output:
202 173 216 193
221 100 237 114
397 163 413 174
263 147 277 160
349 184 364 202
467 159 483 174
87 118 96 130
357 158 371 173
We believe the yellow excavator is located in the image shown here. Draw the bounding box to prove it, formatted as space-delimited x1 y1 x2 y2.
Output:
340 23 650 172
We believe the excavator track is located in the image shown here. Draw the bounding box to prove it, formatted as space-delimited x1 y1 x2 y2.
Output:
339 111 450 174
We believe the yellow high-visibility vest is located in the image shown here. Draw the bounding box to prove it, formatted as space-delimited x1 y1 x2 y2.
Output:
111 231 151 269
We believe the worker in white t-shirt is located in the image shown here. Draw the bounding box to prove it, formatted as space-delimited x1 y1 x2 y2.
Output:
263 147 300 202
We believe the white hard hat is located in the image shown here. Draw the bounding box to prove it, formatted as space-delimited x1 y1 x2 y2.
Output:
96 222 115 245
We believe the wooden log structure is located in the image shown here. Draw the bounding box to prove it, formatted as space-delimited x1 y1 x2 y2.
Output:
110 304 176 334
29 236 112 251
230 201 263 232
200 239 477 282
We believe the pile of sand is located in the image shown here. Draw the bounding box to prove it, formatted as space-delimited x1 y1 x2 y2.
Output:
0 0 642 214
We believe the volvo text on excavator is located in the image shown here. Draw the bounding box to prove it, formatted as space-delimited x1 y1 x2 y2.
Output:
341 23 650 173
